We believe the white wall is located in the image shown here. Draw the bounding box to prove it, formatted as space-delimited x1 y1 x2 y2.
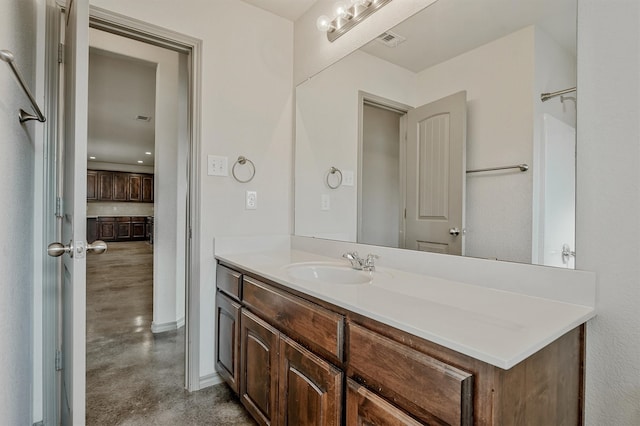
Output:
295 50 415 241
90 0 294 380
0 0 38 423
577 1 640 424
89 28 186 332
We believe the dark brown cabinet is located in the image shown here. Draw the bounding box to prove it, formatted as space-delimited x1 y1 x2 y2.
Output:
87 171 98 201
112 173 129 201
87 218 98 243
240 309 279 426
216 292 241 394
97 171 113 201
96 216 148 242
88 170 153 203
216 262 586 426
278 335 342 426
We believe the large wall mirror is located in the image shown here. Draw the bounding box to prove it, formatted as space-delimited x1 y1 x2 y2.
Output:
295 0 577 268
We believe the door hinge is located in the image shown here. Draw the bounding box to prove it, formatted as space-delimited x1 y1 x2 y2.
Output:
55 196 63 218
58 43 64 64
189 227 192 239
404 208 407 219
55 349 63 371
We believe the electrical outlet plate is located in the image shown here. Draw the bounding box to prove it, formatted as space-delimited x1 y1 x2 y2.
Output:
321 194 330 211
207 155 228 176
246 190 257 210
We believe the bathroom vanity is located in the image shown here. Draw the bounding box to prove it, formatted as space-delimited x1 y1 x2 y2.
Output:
214 238 595 425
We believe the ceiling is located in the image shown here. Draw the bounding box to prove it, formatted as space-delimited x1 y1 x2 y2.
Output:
361 0 576 74
239 0 318 21
88 48 156 167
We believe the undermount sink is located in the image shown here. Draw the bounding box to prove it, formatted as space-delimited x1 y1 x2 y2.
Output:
284 262 375 285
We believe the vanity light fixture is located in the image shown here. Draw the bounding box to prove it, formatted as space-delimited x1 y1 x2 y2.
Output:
317 0 393 42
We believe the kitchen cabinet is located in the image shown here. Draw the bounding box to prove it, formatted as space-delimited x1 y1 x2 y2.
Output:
217 262 584 426
96 216 148 242
87 218 98 243
87 171 98 201
88 170 154 203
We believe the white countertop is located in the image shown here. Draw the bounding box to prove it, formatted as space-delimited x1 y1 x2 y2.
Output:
216 247 595 370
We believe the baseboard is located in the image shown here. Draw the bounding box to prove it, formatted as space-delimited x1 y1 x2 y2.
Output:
151 316 185 334
199 372 224 389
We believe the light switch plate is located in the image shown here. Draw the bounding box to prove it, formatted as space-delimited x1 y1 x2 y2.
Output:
207 155 228 176
343 170 355 186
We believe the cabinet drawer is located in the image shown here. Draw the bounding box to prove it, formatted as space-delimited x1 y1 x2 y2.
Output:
243 276 344 364
216 265 242 301
348 323 473 426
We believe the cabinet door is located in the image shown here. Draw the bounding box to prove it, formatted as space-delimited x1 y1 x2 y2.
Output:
97 219 116 241
87 170 97 201
278 335 342 426
129 174 142 202
97 171 113 201
142 175 154 203
116 218 131 240
216 292 241 394
86 218 97 243
346 379 424 426
241 309 279 426
112 173 129 201
131 217 146 240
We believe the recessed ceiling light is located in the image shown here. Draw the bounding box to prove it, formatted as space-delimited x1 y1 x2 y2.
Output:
89 156 96 160
145 152 152 155
137 160 144 164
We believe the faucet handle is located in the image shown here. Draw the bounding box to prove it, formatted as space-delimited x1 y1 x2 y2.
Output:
363 253 378 271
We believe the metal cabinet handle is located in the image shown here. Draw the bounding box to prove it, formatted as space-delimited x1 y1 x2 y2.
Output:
449 227 461 236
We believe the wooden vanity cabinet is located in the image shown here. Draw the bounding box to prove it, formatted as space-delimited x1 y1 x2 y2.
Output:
215 265 243 394
216 262 585 426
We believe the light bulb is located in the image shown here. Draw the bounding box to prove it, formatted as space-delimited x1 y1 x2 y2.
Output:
316 15 333 32
334 1 352 19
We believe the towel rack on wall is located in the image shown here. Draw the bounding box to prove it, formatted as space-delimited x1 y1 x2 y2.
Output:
540 87 576 102
1 49 46 123
466 163 529 174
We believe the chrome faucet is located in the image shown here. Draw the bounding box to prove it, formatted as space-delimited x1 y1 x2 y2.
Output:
342 252 378 271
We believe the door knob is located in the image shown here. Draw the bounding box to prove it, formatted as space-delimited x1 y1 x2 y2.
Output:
47 240 108 257
449 227 461 236
87 240 108 254
47 241 73 257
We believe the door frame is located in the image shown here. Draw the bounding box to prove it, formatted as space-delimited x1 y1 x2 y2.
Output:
356 91 410 247
38 5 203 423
87 5 203 392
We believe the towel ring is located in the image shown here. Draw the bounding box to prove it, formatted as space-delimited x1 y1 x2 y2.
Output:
232 156 256 183
326 167 342 189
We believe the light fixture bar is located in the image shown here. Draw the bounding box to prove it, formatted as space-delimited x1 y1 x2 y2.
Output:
327 0 393 42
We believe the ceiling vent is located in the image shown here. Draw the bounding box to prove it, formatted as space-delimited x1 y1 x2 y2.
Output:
135 115 152 122
376 31 406 48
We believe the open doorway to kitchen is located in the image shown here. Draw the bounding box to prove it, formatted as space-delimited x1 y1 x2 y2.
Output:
84 27 190 422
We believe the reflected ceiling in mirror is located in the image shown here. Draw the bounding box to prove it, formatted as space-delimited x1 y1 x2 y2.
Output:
295 0 577 268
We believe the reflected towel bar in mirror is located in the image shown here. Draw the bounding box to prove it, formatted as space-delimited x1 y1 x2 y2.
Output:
0 49 46 123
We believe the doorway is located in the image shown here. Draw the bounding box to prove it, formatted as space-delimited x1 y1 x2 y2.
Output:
39 4 203 424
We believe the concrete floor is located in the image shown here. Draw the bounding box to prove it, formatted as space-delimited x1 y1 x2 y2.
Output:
86 241 255 425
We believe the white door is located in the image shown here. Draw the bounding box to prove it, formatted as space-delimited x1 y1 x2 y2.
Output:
55 1 90 423
541 113 576 268
405 91 466 254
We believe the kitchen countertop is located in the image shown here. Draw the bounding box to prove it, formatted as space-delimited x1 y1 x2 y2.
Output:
216 248 595 370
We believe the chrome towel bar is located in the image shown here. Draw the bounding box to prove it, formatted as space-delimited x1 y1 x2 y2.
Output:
466 164 529 174
1 49 46 123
